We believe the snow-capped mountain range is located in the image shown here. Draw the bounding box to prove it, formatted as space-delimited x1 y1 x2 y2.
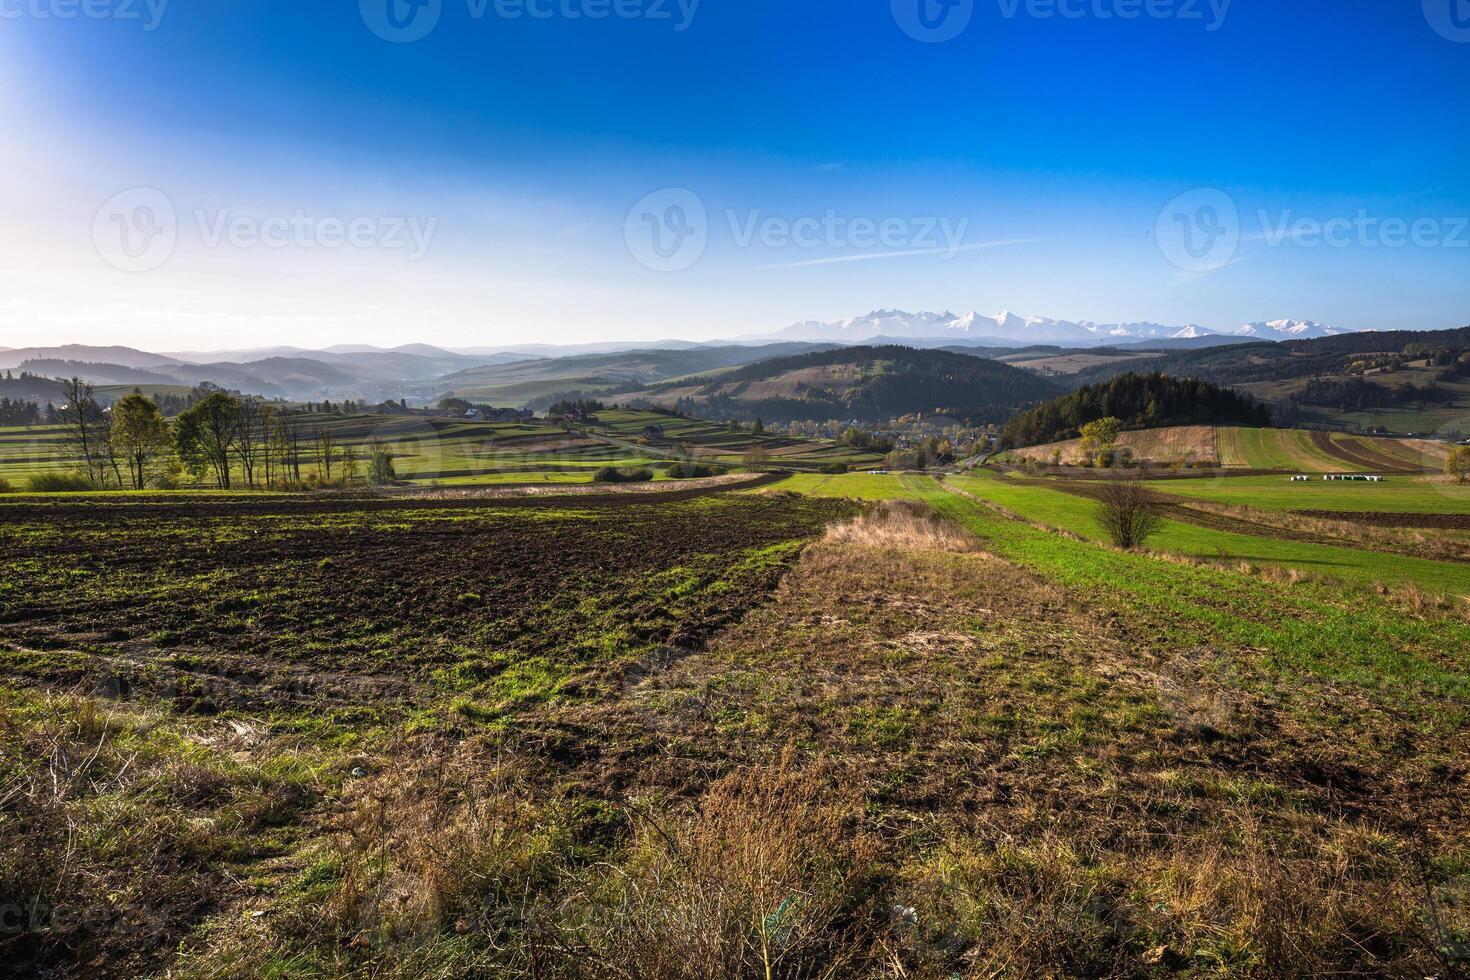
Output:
769 310 1359 346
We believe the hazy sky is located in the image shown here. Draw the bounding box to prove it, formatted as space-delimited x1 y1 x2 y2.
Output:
2 0 1467 350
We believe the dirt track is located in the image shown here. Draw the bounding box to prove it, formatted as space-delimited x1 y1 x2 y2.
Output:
1309 432 1423 473
1296 509 1470 530
0 472 788 521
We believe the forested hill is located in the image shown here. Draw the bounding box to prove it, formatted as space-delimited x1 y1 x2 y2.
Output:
1001 372 1272 447
640 345 1062 424
1073 325 1470 388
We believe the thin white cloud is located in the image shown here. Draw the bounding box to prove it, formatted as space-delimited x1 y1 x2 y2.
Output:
739 238 1042 272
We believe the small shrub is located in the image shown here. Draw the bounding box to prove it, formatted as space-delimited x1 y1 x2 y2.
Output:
28 472 95 493
1096 480 1163 550
1446 445 1470 483
819 462 850 474
0 477 12 494
594 466 654 484
663 461 728 480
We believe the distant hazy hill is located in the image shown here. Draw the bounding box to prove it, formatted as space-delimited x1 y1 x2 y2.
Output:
18 360 181 386
633 345 1063 424
0 346 183 371
1073 326 1470 389
438 343 837 408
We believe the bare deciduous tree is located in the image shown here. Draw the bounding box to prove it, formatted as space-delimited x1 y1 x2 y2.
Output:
314 427 337 482
233 398 268 487
1096 480 1163 550
58 377 107 486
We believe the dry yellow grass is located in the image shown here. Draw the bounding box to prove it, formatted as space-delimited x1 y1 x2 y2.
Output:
1011 424 1219 466
821 499 979 552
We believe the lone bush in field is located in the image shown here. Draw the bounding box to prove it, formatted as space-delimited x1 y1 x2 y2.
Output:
594 465 654 483
28 472 95 493
1097 480 1163 549
367 439 397 485
664 460 727 479
1446 445 1470 483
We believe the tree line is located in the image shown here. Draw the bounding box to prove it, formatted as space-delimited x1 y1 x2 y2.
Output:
56 380 395 491
1001 372 1272 447
0 397 43 425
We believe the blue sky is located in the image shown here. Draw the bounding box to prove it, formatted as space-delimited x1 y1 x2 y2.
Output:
2 0 1467 349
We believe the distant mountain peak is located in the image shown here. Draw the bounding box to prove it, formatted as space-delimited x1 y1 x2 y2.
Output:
1233 319 1352 341
769 310 1359 346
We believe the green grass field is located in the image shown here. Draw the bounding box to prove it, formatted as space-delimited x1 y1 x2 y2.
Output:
910 476 1470 730
0 415 708 489
1016 425 1452 473
944 470 1470 595
0 408 884 491
749 472 912 499
1151 473 1470 513
1216 427 1361 471
585 409 884 470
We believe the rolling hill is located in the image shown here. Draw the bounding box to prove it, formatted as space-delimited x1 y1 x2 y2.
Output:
1070 325 1470 436
436 343 836 408
1005 424 1452 472
627 345 1063 424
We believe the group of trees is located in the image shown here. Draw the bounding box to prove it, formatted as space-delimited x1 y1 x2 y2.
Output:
546 398 606 419
56 380 395 491
837 427 894 454
0 397 42 425
883 436 955 471
1296 377 1457 412
1001 373 1272 448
